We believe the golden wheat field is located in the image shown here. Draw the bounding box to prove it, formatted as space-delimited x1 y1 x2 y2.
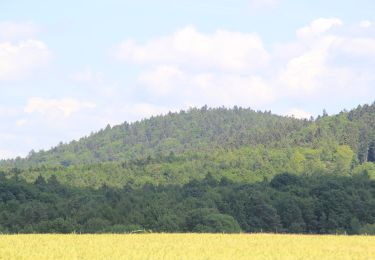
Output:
0 233 374 260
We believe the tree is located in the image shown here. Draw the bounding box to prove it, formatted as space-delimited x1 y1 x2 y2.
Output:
34 175 46 186
274 195 305 233
186 209 241 233
367 141 375 162
228 190 281 232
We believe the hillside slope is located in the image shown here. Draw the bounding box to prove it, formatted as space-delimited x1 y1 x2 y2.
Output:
1 107 309 167
1 103 374 188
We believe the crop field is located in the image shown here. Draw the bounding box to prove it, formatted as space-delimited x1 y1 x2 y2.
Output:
0 234 374 260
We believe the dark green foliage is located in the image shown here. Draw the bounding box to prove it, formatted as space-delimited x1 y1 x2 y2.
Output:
270 173 301 189
368 141 375 162
273 194 305 233
226 190 281 232
359 223 375 235
189 211 241 233
0 173 374 234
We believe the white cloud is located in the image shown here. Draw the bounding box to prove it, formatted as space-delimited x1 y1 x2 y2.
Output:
113 19 375 112
139 66 275 107
191 73 274 107
25 97 96 118
276 17 375 101
138 66 186 97
333 37 375 59
115 27 273 108
0 21 50 81
0 21 39 41
114 26 269 72
16 119 28 126
360 20 372 28
297 18 343 39
279 50 328 95
0 40 51 80
286 109 312 119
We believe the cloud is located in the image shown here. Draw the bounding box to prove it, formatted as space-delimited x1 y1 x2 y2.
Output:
112 19 375 113
114 26 269 72
16 119 28 127
360 20 372 28
138 66 186 97
300 18 344 36
25 97 96 118
276 17 375 100
0 21 50 81
0 40 51 80
0 21 39 41
279 50 328 95
332 37 375 60
286 109 312 119
296 18 343 39
139 66 274 107
115 26 273 108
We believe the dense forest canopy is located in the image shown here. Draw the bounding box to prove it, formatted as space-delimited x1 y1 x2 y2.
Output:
0 173 374 234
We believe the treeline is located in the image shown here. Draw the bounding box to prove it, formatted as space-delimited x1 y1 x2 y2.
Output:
1 173 374 234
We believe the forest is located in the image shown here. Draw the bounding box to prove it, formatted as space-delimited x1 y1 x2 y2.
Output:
0 102 374 233
0 172 374 234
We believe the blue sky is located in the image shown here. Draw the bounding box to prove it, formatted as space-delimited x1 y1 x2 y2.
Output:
0 0 374 159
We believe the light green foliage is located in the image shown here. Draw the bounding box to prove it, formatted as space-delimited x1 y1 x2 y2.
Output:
1 144 357 188
353 162 375 180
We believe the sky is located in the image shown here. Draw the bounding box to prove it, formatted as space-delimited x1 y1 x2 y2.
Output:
0 0 375 159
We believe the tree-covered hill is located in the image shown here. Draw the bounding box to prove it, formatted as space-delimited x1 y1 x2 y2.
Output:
0 102 374 188
1 106 310 168
289 103 375 162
